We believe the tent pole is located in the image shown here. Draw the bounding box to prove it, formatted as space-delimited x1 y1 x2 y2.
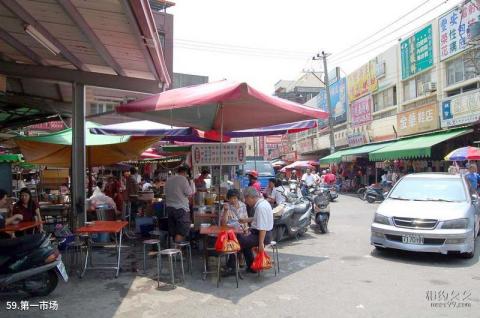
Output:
218 104 224 226
72 82 86 227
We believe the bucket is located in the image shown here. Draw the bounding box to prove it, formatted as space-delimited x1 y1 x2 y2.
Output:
91 232 110 243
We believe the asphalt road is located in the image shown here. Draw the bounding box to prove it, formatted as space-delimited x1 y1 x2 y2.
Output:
1 194 479 318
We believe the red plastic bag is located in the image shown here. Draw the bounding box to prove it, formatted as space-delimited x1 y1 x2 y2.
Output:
251 250 272 272
214 229 241 252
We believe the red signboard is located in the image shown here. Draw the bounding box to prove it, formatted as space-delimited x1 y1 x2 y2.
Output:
28 121 65 131
350 95 373 127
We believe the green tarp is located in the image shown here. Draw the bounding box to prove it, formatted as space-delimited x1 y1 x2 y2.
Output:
369 128 471 161
0 154 23 163
15 122 131 146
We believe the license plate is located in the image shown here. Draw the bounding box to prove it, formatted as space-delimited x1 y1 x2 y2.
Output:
56 261 69 282
402 235 424 245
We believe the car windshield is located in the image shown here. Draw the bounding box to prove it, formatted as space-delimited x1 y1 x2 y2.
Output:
389 177 467 202
244 162 274 176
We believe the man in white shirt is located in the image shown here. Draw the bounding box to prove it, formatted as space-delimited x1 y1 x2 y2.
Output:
228 186 273 273
301 168 315 196
165 166 195 243
268 179 287 206
88 181 120 216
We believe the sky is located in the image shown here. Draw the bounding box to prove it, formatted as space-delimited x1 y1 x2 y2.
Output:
170 0 463 94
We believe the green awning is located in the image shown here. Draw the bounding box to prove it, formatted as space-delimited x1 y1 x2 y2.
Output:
319 149 349 164
319 142 393 164
340 143 392 157
369 129 471 161
0 153 23 163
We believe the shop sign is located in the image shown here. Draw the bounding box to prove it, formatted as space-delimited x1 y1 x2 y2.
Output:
347 60 378 102
439 3 480 61
28 121 65 131
440 89 480 128
298 138 313 153
265 135 282 144
347 132 369 147
350 95 373 127
284 151 297 162
318 77 348 126
401 24 433 79
192 143 246 166
397 103 439 136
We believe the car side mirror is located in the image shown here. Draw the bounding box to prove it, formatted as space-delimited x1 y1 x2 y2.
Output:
472 193 479 203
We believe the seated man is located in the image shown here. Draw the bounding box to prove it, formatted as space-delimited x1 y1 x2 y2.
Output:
0 189 23 237
89 181 121 217
227 187 273 273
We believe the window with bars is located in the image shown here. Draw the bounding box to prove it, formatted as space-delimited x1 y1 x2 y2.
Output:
402 71 432 102
373 86 396 112
446 53 479 86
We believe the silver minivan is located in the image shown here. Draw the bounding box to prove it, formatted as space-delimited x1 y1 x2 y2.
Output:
371 173 480 258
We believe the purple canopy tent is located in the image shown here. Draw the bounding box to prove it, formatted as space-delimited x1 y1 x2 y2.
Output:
225 120 317 137
89 120 230 143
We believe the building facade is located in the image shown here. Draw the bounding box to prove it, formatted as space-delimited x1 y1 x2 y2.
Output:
288 1 480 176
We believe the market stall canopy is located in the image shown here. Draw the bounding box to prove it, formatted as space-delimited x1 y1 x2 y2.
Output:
89 120 230 142
320 143 393 164
369 129 471 161
282 160 318 170
116 80 328 131
444 146 480 161
14 122 158 167
226 120 317 137
140 148 164 160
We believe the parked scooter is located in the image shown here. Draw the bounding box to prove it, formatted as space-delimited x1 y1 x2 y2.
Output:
0 233 68 297
272 183 312 242
365 184 390 203
310 187 331 233
318 183 338 202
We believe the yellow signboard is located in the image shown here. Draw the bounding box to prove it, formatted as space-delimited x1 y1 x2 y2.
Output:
397 103 439 136
347 60 378 102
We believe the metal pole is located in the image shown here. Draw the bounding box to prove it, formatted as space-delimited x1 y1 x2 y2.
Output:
218 104 224 225
321 51 336 154
72 82 86 225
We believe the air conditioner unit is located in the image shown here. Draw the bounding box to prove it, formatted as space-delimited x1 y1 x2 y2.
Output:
423 82 437 93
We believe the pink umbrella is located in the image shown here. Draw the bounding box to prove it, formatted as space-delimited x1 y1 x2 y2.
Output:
140 148 164 159
283 160 317 170
116 80 328 131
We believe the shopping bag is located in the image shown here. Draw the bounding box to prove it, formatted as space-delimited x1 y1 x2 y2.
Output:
251 250 273 271
214 229 241 252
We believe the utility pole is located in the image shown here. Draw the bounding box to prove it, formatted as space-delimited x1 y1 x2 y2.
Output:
313 51 335 154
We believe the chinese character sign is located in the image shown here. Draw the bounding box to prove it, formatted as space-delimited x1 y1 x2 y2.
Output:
350 95 373 127
440 90 480 127
192 143 246 166
347 61 378 102
396 103 439 136
439 3 480 61
401 24 434 79
318 78 348 126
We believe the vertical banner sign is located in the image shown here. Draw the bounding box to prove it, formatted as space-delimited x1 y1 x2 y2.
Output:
318 77 348 126
350 95 373 127
439 3 480 61
401 24 433 79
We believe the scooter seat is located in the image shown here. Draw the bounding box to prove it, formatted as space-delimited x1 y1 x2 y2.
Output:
294 202 310 214
0 233 45 255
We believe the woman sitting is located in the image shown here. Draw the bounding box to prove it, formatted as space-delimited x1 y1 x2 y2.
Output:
221 189 248 232
11 188 43 232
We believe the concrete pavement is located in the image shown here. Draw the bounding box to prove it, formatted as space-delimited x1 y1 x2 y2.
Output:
1 195 479 318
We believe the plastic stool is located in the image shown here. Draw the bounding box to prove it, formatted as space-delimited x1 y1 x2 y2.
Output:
267 241 280 275
216 251 240 288
157 249 184 287
149 230 169 247
175 241 193 275
143 239 161 272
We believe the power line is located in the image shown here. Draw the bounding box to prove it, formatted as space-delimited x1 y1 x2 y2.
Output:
331 0 434 60
175 42 311 60
330 0 451 65
175 38 313 56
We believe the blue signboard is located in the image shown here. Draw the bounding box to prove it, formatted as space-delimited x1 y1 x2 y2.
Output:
318 77 348 127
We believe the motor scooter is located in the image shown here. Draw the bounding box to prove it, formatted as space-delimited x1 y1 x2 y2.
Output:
310 187 331 233
272 184 312 242
0 233 68 297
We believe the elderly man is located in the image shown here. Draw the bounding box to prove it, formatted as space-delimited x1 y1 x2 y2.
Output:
165 166 195 243
227 186 273 273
